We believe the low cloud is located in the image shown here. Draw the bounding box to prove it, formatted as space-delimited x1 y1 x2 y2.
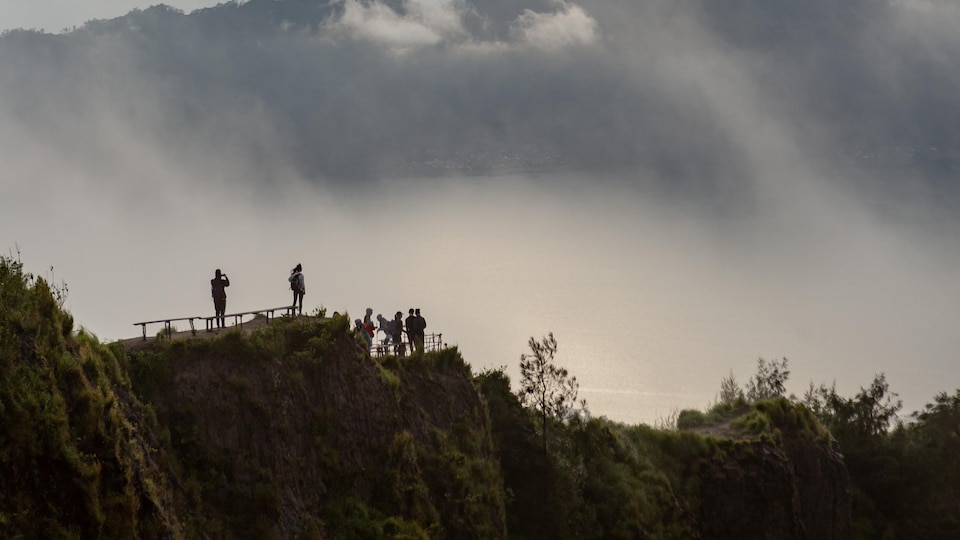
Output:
329 0 600 53
333 0 468 50
510 1 599 50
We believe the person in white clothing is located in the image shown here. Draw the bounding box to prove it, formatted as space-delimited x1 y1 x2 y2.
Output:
376 314 395 343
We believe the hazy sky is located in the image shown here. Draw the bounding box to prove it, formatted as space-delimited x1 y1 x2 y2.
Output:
2 0 958 425
0 1 221 32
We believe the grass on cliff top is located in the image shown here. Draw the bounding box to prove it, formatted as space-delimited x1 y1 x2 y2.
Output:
676 396 831 443
129 311 471 399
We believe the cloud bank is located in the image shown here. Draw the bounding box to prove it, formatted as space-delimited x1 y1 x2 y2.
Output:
3 0 957 188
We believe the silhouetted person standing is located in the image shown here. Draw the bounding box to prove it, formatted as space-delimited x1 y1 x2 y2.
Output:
211 269 230 328
289 264 305 315
392 311 405 356
414 308 427 353
376 314 393 342
405 308 416 353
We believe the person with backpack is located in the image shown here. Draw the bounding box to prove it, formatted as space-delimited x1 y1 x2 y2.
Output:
362 308 376 341
376 313 394 343
392 311 405 356
210 269 230 328
289 264 305 315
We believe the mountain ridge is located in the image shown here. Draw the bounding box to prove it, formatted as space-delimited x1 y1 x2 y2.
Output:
2 0 957 187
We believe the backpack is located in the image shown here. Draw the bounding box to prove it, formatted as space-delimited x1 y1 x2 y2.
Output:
290 272 301 293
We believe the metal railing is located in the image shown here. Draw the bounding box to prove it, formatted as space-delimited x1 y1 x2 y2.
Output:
370 332 445 357
133 305 296 340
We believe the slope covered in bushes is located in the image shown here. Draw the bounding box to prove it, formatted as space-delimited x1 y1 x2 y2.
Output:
2 255 861 539
0 256 182 537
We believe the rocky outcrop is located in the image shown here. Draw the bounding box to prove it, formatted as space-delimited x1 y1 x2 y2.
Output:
132 320 506 538
696 436 851 539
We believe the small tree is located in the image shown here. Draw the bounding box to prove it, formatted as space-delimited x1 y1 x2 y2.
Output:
718 370 745 405
746 357 790 402
803 374 902 438
518 332 584 454
915 388 960 447
802 381 833 419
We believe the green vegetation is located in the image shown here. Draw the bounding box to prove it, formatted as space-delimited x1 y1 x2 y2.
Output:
799 375 960 538
697 357 960 539
478 360 850 539
125 312 505 538
745 357 790 402
3 256 959 538
0 255 179 537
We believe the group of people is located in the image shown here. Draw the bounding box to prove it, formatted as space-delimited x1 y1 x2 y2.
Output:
211 265 430 357
355 307 427 356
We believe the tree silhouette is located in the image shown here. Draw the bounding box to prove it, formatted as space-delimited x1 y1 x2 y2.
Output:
518 332 584 454
746 357 790 402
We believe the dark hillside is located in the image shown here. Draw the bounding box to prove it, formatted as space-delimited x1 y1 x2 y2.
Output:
1 254 505 538
2 255 855 538
477 372 851 539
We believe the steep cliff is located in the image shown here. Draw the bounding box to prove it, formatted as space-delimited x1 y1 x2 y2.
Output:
128 316 506 539
693 404 852 539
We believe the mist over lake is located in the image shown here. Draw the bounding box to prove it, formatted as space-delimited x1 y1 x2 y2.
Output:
6 162 956 424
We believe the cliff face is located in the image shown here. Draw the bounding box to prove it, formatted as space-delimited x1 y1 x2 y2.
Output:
130 317 506 538
696 436 852 539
